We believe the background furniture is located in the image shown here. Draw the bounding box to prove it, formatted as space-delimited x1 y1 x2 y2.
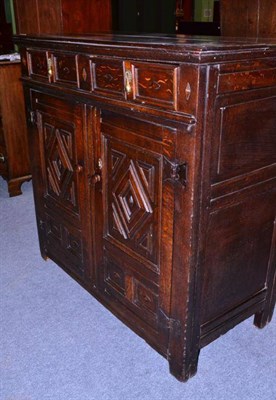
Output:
13 0 112 34
220 0 276 38
16 33 276 381
0 61 31 196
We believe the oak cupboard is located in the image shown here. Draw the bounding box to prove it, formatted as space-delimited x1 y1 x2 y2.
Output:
15 33 276 381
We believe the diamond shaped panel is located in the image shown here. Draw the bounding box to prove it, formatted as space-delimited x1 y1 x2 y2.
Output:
113 161 152 238
44 125 76 207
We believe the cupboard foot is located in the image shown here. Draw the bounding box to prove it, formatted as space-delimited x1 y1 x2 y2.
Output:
254 307 275 329
169 350 199 382
7 175 32 197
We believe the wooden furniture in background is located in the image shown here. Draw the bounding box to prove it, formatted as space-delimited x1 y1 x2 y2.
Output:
13 0 112 34
0 61 31 196
220 0 276 38
15 33 276 381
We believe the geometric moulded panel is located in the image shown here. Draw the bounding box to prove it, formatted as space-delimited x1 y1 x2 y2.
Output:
43 121 78 211
106 140 161 267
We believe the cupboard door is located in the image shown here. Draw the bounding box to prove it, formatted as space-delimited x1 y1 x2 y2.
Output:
29 90 92 280
99 110 177 346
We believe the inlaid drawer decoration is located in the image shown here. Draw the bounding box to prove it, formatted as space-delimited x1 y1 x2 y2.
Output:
91 58 125 98
27 50 49 81
130 62 179 110
52 53 78 86
218 67 276 93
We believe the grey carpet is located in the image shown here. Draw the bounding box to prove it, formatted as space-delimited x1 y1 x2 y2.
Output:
0 177 275 400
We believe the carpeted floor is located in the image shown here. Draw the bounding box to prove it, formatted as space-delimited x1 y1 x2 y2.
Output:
0 177 275 400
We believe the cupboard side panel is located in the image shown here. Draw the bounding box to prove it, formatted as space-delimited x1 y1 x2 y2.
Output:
200 88 276 340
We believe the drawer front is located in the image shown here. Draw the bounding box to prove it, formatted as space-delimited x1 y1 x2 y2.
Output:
52 53 78 87
27 50 49 81
44 213 85 278
91 58 125 98
102 247 159 328
130 62 179 110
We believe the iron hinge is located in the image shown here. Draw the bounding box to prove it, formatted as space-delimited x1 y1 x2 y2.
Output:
163 157 187 187
38 219 46 231
29 110 37 125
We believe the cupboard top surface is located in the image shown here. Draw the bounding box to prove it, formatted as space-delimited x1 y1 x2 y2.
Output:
14 33 276 63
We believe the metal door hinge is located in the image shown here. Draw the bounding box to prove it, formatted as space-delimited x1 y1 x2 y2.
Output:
38 219 46 231
163 157 187 187
29 110 37 125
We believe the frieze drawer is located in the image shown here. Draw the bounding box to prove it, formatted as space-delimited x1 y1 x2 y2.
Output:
91 58 125 98
24 50 199 115
27 50 50 81
52 52 78 87
129 61 179 110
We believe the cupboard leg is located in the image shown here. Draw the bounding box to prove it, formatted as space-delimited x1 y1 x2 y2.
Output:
169 349 200 382
40 250 48 261
254 239 276 329
254 303 275 329
38 241 48 261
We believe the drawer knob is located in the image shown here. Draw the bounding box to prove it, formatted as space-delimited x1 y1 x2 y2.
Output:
91 173 101 184
0 153 6 163
97 158 103 170
75 164 83 173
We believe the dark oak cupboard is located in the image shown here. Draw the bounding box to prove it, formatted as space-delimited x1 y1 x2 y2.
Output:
15 33 276 381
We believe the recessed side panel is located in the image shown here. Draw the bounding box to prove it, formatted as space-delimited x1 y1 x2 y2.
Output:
201 188 276 327
212 96 276 183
